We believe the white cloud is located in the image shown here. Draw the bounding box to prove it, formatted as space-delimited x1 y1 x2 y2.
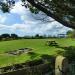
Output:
0 15 6 23
0 21 71 36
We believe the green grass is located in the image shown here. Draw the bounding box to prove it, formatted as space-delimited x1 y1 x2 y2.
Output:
0 38 75 67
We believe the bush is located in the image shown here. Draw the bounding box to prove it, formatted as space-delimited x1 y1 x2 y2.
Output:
57 46 75 62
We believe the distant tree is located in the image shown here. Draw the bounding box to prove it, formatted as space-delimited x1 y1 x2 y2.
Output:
11 34 18 39
67 30 75 38
1 34 10 41
39 35 43 39
35 34 40 38
0 36 2 41
1 34 10 38
24 36 31 39
67 30 72 38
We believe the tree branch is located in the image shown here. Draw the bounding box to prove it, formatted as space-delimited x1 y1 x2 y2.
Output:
27 0 75 29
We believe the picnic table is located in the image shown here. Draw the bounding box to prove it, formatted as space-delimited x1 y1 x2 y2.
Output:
46 41 58 46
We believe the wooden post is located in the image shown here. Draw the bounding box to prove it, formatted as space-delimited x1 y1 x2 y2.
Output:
55 56 69 75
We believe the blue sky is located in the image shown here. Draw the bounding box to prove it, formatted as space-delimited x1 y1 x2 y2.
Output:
0 0 71 36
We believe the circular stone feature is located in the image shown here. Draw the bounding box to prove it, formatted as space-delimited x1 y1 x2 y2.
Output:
55 56 69 75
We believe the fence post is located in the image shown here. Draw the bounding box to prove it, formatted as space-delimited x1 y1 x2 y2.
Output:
55 56 69 75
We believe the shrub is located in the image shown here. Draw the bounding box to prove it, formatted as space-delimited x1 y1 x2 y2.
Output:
57 46 75 62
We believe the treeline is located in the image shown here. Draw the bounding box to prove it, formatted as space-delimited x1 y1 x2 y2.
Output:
23 34 58 39
0 34 58 41
0 33 70 41
0 34 19 41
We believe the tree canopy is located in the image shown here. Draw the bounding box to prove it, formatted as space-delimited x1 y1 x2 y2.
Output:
67 29 75 38
0 0 75 29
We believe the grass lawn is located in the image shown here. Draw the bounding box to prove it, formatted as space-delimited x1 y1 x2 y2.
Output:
0 38 75 67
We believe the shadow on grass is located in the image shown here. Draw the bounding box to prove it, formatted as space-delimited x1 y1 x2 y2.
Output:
27 51 56 63
41 54 55 64
27 51 56 66
27 52 40 61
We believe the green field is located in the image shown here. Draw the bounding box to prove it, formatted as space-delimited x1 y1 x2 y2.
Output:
0 38 75 67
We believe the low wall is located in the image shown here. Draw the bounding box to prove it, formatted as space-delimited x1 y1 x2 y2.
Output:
0 62 52 75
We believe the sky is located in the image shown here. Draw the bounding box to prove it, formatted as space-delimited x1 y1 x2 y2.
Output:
0 0 72 36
